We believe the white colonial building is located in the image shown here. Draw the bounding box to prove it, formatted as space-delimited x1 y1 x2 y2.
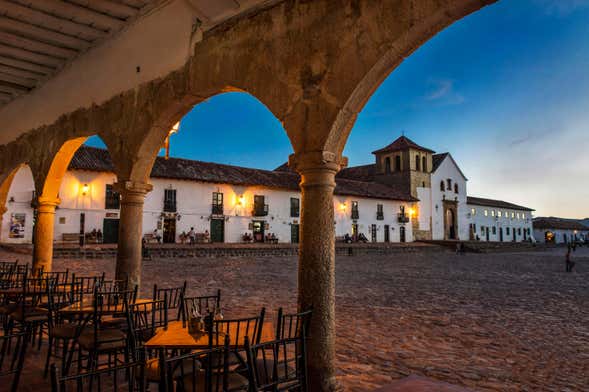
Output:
0 136 539 246
533 217 589 244
467 197 534 242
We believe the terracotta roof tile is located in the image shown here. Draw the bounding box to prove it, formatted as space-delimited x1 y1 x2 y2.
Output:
533 217 589 231
467 196 534 212
70 146 417 202
372 136 435 155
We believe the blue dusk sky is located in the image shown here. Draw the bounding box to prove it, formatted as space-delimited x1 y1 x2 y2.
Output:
87 0 589 218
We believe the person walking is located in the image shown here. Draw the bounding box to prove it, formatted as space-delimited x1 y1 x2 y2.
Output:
188 227 196 245
565 247 575 272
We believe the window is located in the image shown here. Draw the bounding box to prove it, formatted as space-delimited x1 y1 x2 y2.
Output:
212 192 223 215
164 189 177 212
376 204 384 220
506 227 510 235
481 226 485 234
521 213 525 219
492 226 496 235
440 181 445 191
59 217 66 224
394 155 401 171
518 228 522 236
105 184 120 210
422 156 427 172
351 201 359 220
505 211 508 219
253 195 268 216
491 210 495 217
290 197 300 218
484 210 488 216
497 211 502 218
385 157 391 173
415 155 420 171
446 179 452 190
454 184 459 194
471 208 476 216
516 212 520 219
472 223 477 233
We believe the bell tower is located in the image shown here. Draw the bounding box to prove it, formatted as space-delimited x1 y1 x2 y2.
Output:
372 136 433 198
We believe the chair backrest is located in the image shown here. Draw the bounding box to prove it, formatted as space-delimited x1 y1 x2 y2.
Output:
245 336 307 392
0 329 30 392
71 273 105 295
183 289 221 321
209 308 265 349
100 277 129 292
50 359 145 392
89 288 134 342
127 297 168 352
153 281 186 321
42 269 70 286
276 308 312 340
0 260 18 274
161 335 230 392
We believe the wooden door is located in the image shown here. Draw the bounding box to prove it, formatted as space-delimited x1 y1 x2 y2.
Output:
210 219 224 243
102 219 119 244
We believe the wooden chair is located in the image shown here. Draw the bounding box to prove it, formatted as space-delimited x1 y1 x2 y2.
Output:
0 328 30 392
160 335 249 392
72 288 134 373
244 336 308 392
50 358 146 392
275 308 312 340
153 281 187 321
207 308 265 369
183 290 221 321
42 269 70 287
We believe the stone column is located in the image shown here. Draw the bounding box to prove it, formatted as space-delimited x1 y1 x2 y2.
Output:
33 197 60 273
114 181 152 289
290 151 346 392
0 206 6 242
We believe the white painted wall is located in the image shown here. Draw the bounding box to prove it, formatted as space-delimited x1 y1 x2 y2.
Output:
1 167 415 244
533 228 589 244
416 187 431 233
430 155 468 240
1 166 35 243
468 205 534 242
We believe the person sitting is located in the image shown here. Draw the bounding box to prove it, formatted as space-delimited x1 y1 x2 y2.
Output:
358 233 368 243
153 229 162 243
270 233 278 243
343 233 352 243
204 230 210 243
179 231 187 244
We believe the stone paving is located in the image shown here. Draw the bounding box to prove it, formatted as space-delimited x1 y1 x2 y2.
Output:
1 246 588 391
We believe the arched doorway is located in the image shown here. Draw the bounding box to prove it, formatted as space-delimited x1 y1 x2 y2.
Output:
444 204 457 240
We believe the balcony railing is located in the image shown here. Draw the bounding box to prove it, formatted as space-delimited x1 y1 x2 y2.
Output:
376 212 384 221
397 213 410 223
252 204 269 217
163 201 177 213
212 204 224 215
351 210 359 220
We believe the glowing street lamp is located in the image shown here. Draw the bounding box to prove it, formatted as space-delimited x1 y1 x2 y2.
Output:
163 122 180 160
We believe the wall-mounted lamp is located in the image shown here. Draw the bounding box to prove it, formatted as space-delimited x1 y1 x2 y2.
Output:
237 195 245 207
81 184 89 196
339 203 346 212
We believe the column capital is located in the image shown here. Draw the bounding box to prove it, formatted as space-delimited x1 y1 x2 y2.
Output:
113 181 153 195
37 196 60 213
288 151 348 174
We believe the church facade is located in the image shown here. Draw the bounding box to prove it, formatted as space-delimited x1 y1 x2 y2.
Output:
1 136 535 245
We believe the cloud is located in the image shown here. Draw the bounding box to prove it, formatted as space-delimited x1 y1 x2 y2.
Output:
534 0 589 15
508 129 553 147
425 79 465 105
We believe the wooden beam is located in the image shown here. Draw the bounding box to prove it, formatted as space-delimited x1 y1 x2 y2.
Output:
0 55 54 75
0 82 29 95
0 16 90 50
68 0 140 19
0 63 44 80
0 0 107 41
0 30 78 59
0 43 63 68
22 0 126 31
0 71 37 88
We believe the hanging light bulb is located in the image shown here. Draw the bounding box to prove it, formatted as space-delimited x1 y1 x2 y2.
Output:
164 122 180 160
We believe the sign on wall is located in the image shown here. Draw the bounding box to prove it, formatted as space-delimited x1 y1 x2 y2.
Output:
9 213 26 238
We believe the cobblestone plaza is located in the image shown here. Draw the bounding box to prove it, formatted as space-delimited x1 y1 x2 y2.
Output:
4 246 587 391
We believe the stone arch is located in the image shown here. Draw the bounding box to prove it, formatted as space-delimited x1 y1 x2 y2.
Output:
0 164 29 211
324 0 498 155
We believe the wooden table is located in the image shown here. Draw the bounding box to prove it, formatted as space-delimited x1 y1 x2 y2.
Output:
0 285 70 296
144 320 275 349
59 298 152 315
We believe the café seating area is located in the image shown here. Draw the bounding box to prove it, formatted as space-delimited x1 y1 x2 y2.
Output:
0 260 312 391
